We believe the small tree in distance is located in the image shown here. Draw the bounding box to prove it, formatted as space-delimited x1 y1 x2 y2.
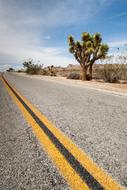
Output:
47 65 56 76
6 67 14 72
68 32 109 80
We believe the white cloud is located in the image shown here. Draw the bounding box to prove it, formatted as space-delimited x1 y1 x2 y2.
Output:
0 0 107 71
108 41 127 48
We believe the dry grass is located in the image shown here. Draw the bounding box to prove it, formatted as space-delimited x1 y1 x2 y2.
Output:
19 62 127 83
52 64 127 83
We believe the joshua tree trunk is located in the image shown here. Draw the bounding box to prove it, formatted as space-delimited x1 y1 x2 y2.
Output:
81 66 87 81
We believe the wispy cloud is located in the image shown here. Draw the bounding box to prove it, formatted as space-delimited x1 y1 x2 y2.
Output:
108 41 127 48
109 11 127 20
0 0 108 70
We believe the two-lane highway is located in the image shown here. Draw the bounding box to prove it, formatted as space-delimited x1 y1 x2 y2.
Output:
1 72 127 189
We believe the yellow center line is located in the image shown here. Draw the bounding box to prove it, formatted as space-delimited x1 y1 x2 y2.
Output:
1 77 124 190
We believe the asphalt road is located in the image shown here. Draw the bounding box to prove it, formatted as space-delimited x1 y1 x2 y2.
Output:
1 72 127 189
0 77 70 190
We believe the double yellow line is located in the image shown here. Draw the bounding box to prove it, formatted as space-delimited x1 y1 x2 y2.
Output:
1 75 124 190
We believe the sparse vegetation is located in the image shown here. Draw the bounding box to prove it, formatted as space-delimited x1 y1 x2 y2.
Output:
67 73 80 80
6 68 14 72
94 53 127 82
41 68 50 76
101 64 127 83
68 32 109 81
17 69 24 73
102 64 121 83
47 65 56 76
20 41 127 84
23 59 42 74
22 60 57 76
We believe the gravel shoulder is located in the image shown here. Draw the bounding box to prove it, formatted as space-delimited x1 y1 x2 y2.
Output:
4 72 127 188
0 79 70 190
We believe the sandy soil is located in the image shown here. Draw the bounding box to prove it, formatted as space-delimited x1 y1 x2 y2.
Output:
13 72 127 96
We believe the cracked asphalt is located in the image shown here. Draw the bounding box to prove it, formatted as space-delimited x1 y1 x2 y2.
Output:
1 72 127 189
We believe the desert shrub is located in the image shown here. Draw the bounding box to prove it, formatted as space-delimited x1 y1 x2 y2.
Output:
120 64 127 80
94 64 127 81
50 72 56 76
27 64 42 74
23 59 42 75
62 73 68 77
17 69 25 73
67 73 80 80
41 69 50 76
94 65 104 80
39 67 57 76
47 65 57 76
67 72 91 80
6 68 14 72
102 64 122 83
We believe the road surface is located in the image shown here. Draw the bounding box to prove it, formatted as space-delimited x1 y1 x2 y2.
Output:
0 72 127 189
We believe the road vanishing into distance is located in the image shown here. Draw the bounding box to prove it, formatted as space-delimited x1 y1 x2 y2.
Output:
0 72 127 190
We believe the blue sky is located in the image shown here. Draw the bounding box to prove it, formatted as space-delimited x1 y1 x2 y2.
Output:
0 0 127 71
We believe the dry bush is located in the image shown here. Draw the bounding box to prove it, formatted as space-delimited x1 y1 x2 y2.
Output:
47 66 57 76
95 64 127 83
17 69 25 73
62 73 69 77
23 60 42 75
27 65 42 74
120 64 127 80
40 69 50 76
67 73 80 80
103 64 120 83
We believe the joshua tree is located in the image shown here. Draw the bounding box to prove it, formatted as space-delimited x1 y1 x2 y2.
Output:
68 32 109 80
